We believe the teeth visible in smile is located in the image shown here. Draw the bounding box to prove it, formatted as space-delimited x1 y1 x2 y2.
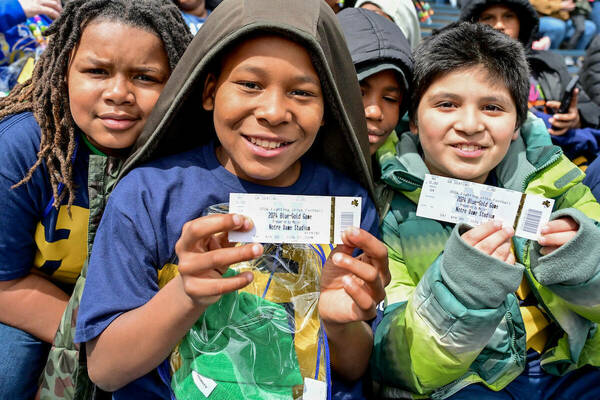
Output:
248 137 285 149
455 144 482 152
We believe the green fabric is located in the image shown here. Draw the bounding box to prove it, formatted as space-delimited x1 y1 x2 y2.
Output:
173 283 302 400
80 134 107 157
371 112 600 398
442 224 525 309
531 208 600 287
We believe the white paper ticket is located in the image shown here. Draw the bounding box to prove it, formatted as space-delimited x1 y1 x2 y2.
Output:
228 193 362 244
417 174 555 241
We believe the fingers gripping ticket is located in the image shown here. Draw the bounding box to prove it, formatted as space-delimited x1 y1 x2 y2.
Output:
175 213 262 304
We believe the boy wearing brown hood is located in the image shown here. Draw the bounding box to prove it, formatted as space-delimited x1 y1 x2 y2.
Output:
74 0 389 398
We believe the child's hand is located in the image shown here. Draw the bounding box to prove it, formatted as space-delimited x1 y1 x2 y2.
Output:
175 214 263 307
547 89 581 136
461 221 516 265
538 217 579 255
19 0 62 20
319 228 389 325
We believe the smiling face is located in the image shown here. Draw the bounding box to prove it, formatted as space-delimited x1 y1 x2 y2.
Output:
202 35 325 187
360 69 403 154
478 4 520 40
412 65 518 183
67 20 170 156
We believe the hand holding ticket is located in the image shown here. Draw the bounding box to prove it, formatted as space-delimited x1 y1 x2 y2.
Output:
416 174 555 241
228 193 362 244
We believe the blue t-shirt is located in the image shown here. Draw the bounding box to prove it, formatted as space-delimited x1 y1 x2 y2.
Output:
0 112 90 287
75 142 378 399
180 10 210 36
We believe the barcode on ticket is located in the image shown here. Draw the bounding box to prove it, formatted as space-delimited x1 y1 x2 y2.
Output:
514 195 554 241
418 174 555 242
521 208 543 235
339 212 354 237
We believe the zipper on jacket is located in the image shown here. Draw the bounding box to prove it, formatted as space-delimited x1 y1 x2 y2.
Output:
519 150 562 192
392 172 422 191
505 311 524 366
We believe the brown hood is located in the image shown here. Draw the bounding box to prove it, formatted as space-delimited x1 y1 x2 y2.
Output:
119 0 374 197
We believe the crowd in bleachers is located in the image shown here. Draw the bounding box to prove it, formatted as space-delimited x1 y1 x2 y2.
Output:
2 1 600 89
2 1 600 399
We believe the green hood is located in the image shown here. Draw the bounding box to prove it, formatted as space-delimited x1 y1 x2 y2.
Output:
119 0 374 197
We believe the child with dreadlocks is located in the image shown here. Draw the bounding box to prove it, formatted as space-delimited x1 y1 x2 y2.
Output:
0 0 191 398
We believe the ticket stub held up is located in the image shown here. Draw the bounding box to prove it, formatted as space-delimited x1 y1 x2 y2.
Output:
416 174 555 241
228 194 362 244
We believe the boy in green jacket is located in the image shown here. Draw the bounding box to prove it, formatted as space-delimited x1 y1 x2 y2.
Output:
372 22 600 399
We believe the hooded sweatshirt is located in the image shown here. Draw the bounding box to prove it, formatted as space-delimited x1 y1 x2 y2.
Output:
460 0 600 129
337 7 413 117
75 0 378 398
354 0 421 49
119 0 374 196
459 0 539 48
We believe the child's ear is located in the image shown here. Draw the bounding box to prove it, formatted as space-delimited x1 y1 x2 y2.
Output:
202 73 217 111
409 119 418 135
512 127 520 141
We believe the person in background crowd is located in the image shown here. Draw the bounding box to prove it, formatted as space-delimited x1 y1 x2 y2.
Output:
531 0 596 49
461 0 600 170
581 33 600 106
172 0 209 35
337 7 414 221
564 0 593 50
0 0 62 92
354 0 421 49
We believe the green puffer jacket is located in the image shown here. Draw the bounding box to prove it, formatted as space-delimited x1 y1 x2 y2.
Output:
371 113 600 399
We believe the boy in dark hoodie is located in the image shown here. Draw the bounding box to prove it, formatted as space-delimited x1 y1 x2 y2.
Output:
338 8 413 157
460 0 600 170
74 0 389 398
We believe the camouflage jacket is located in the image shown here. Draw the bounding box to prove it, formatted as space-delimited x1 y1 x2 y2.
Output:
39 154 122 400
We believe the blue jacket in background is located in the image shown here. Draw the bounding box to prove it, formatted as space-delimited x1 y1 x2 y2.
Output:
0 0 51 66
0 0 25 34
